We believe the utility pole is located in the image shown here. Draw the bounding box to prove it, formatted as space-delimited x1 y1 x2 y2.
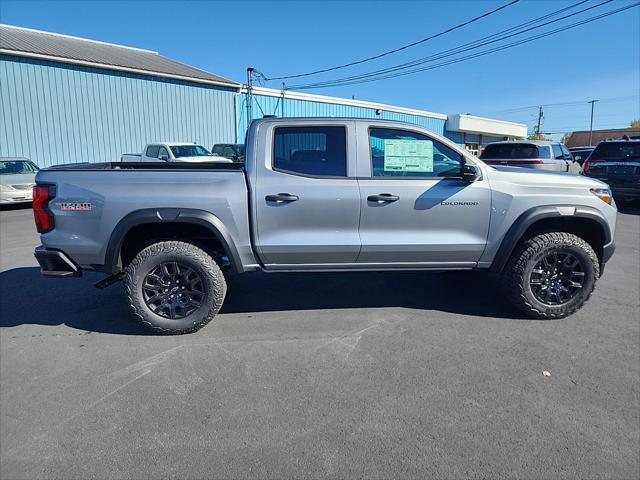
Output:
535 106 544 137
588 99 599 146
246 67 254 131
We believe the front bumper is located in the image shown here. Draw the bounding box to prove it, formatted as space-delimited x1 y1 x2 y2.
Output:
0 190 33 204
602 241 616 264
34 246 81 277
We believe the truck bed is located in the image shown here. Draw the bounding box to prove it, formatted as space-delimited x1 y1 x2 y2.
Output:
36 164 254 271
44 161 245 171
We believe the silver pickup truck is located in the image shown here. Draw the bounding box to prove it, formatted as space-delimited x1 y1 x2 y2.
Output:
33 118 617 334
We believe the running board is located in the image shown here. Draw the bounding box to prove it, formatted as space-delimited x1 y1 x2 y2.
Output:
94 272 123 289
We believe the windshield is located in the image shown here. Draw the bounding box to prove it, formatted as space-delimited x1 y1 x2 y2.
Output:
591 142 640 161
0 160 39 174
169 145 210 158
480 143 548 159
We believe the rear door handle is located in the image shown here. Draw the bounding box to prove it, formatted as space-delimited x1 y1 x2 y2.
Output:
367 193 399 203
265 193 299 202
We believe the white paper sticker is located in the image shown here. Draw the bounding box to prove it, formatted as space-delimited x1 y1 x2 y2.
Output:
383 139 433 172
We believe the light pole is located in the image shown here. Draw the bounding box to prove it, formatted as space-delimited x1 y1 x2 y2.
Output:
588 99 599 146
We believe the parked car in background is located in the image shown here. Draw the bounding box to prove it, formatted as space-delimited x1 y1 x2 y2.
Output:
121 143 233 163
211 143 245 163
583 139 640 201
480 141 579 173
569 146 595 165
33 117 616 334
0 157 39 205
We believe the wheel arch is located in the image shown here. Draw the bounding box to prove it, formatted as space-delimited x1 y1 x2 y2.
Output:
103 208 244 274
489 205 612 273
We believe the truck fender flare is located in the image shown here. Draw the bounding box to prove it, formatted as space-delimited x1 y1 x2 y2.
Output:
104 208 243 274
489 205 611 273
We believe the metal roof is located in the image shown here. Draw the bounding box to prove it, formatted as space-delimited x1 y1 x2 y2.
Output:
0 24 239 88
485 140 555 146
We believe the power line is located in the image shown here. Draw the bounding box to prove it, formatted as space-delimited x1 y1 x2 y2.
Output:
289 0 632 90
264 0 521 81
288 0 595 89
478 95 640 116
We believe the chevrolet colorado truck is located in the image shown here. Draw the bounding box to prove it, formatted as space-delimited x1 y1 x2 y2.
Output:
33 118 617 334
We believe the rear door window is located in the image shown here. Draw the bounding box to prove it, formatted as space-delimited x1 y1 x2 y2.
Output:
273 126 347 177
552 144 564 160
145 145 159 158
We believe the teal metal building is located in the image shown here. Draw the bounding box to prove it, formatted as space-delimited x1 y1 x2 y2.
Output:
0 24 526 167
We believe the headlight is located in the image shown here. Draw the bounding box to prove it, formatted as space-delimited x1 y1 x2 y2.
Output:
590 187 612 205
0 184 16 192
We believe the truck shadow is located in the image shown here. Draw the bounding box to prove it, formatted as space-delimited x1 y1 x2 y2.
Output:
0 267 527 335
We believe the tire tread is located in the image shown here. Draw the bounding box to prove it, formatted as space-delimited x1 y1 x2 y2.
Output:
502 232 599 319
124 241 226 334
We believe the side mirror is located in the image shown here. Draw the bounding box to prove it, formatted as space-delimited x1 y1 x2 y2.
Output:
461 164 479 182
158 154 169 162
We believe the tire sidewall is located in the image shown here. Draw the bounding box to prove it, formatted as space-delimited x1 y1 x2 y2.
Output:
521 240 596 315
125 243 225 333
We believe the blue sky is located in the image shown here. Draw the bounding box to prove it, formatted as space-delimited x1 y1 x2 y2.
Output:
2 0 639 136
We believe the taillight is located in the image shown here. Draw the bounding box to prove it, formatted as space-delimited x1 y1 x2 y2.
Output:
33 184 56 233
583 159 599 173
483 160 544 165
514 160 544 165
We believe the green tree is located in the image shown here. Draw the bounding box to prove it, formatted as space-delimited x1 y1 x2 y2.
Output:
527 132 551 141
631 119 640 128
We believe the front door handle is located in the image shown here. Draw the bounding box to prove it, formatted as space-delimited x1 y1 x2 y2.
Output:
265 193 299 202
367 193 399 203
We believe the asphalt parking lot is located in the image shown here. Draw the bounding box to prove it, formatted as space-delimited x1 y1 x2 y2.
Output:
1 203 639 479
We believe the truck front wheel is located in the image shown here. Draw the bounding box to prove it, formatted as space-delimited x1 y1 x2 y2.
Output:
502 232 599 319
124 241 226 334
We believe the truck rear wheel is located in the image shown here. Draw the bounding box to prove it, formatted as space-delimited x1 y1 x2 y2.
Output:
124 241 226 334
502 232 599 319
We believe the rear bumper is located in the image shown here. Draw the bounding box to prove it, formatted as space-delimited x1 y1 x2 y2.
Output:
611 186 640 200
34 246 81 277
584 174 640 199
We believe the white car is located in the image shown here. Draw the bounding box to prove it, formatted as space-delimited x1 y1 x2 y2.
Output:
0 157 39 205
121 142 233 163
480 141 580 173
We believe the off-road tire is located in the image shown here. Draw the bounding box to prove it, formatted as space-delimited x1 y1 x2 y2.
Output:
124 241 226 334
502 232 599 319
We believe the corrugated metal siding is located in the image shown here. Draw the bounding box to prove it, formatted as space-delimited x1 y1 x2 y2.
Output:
444 131 464 144
0 55 237 166
444 131 508 145
237 93 446 140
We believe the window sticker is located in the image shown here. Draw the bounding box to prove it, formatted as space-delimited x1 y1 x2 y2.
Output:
383 139 434 172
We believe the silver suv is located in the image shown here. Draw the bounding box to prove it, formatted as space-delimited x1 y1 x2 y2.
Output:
480 140 578 172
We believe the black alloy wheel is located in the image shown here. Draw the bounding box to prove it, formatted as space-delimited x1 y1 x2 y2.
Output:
142 261 205 319
529 252 585 305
